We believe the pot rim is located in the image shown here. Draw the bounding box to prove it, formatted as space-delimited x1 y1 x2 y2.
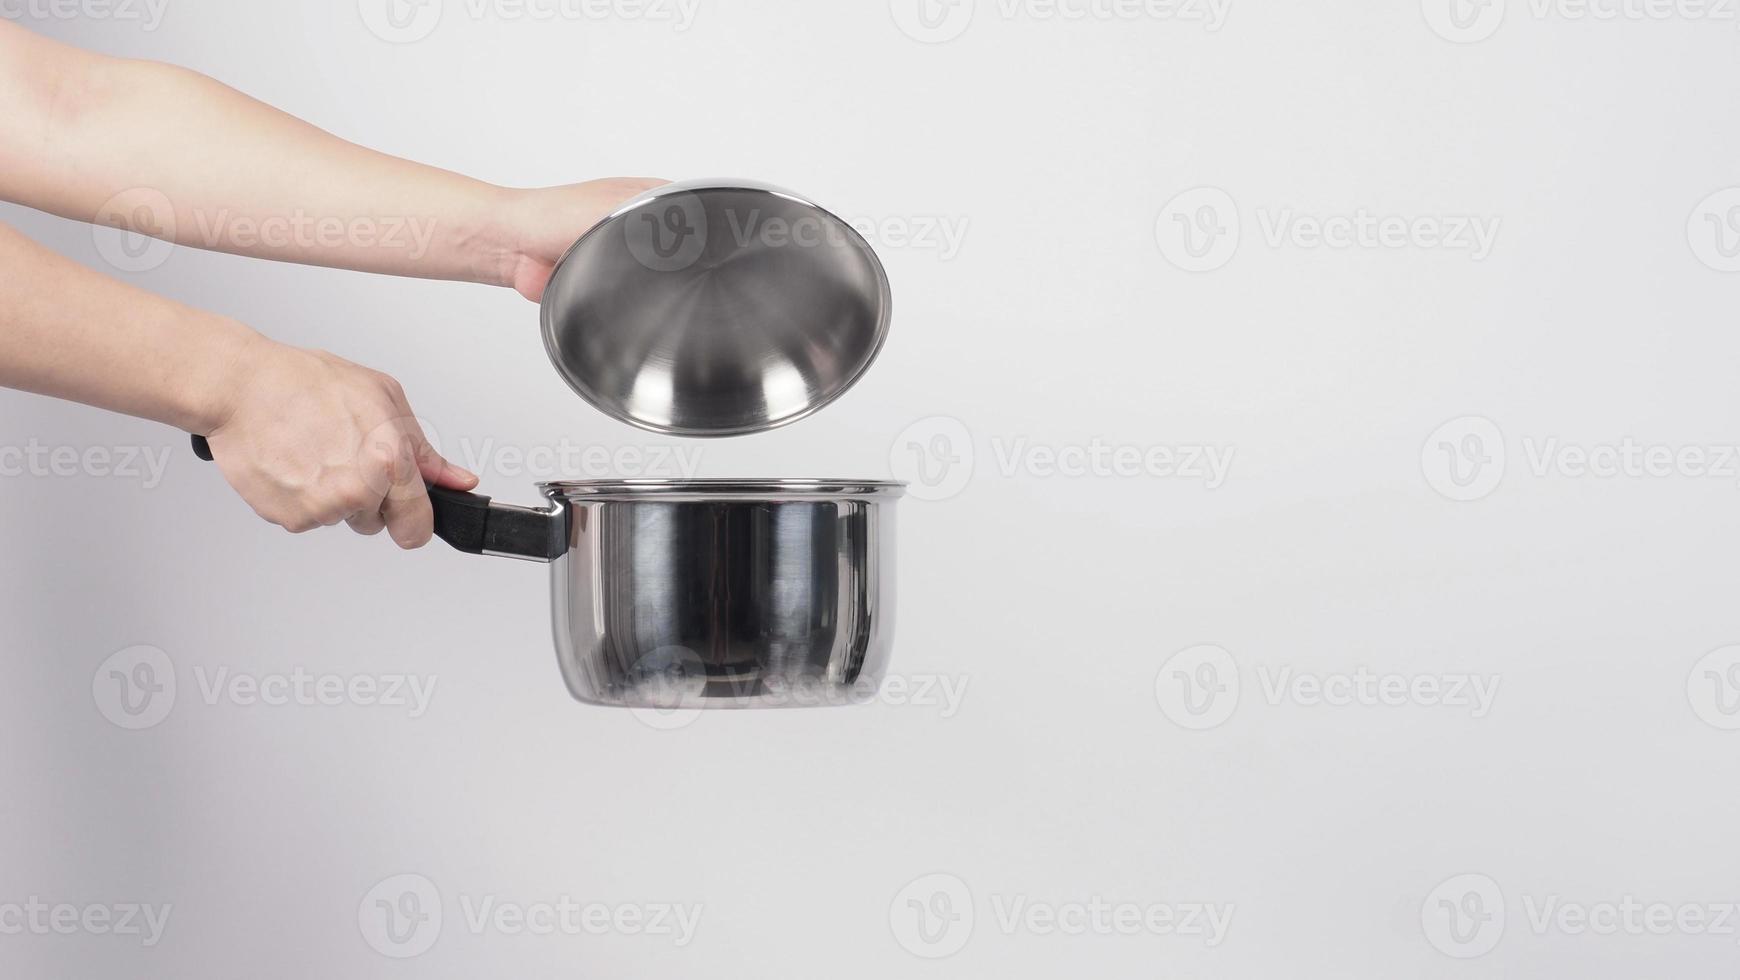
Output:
538 478 907 500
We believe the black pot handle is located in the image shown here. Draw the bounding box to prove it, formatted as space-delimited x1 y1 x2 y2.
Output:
189 434 565 562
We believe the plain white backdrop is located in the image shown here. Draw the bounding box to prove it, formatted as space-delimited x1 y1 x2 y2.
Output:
4 0 1740 976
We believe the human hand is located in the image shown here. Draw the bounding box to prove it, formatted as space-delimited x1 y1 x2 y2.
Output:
497 178 669 302
203 338 478 548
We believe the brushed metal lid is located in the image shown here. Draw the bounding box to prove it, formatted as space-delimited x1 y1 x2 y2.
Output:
539 180 893 438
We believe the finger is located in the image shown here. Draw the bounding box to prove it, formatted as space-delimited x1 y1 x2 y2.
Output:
375 383 477 492
402 418 478 491
381 480 433 550
426 453 479 491
380 429 434 549
346 508 387 536
513 260 555 304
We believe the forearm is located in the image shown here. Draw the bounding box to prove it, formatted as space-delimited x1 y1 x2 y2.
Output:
0 221 260 434
0 22 516 286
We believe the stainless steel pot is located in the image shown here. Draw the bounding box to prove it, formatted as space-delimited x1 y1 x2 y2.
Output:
188 180 901 708
425 479 904 709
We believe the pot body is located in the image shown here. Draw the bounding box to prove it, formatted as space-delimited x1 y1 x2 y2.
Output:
542 481 902 708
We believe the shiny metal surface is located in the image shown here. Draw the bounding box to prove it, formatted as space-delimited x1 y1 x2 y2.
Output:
540 180 893 437
543 480 903 708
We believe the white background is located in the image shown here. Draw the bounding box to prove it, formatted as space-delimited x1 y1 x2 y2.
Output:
4 0 1740 976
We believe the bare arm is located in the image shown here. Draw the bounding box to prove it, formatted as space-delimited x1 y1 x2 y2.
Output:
0 20 660 297
0 221 478 547
0 22 663 548
0 220 254 434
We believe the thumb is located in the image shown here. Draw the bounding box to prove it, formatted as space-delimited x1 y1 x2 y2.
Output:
513 258 555 304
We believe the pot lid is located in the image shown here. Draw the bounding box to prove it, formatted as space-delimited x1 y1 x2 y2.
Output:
539 180 893 438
